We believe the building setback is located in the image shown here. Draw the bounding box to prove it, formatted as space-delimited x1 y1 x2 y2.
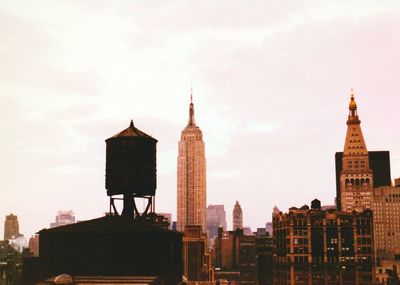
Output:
273 199 374 285
177 95 206 232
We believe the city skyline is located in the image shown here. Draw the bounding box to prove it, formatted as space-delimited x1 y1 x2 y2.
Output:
1 1 400 239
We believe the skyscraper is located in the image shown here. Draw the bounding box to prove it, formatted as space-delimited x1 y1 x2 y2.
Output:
177 95 206 232
206 205 227 239
4 214 20 240
339 91 374 212
233 201 243 230
50 210 75 228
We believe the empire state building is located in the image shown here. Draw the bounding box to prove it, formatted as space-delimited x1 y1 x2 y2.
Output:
177 95 206 232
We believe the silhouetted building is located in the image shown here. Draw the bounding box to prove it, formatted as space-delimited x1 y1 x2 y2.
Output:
373 185 400 263
206 205 227 239
157 213 172 229
50 210 75 228
255 232 273 285
183 225 213 282
0 240 23 285
177 95 207 232
4 214 20 240
273 199 375 285
232 201 243 230
23 216 182 284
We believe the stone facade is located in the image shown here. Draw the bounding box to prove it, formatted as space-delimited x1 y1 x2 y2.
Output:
373 185 400 262
340 91 374 212
273 200 375 285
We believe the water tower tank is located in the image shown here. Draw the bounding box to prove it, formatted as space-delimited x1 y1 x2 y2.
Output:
105 120 157 197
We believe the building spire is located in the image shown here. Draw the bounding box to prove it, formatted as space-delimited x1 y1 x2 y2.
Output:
187 89 196 127
347 88 359 124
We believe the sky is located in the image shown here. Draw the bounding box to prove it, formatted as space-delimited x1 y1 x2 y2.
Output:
1 0 400 239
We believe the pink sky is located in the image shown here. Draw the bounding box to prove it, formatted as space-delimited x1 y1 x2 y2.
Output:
1 1 400 238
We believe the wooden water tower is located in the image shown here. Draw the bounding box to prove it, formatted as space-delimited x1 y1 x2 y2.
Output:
105 120 157 217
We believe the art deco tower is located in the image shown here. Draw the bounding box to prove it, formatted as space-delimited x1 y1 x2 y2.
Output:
232 201 243 230
340 90 374 212
4 213 20 240
177 95 206 232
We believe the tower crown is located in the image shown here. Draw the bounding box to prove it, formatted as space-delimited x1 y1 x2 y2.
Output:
349 93 357 110
187 93 196 127
347 89 360 124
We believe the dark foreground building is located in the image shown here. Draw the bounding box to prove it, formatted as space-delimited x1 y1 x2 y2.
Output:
273 199 374 285
23 122 184 285
23 215 182 284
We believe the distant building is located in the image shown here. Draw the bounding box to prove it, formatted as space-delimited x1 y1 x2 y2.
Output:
373 184 400 263
177 96 207 232
321 205 336 210
183 225 213 282
232 201 243 230
28 235 39 257
256 228 266 237
213 228 257 284
50 210 75 228
265 222 272 236
206 205 227 239
4 214 20 240
273 199 374 285
243 227 252 236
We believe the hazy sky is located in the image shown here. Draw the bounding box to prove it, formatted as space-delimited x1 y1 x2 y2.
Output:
1 1 400 239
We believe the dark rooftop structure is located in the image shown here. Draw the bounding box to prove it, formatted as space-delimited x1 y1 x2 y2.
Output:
24 216 183 285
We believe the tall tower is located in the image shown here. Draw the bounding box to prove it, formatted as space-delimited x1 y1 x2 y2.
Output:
4 214 20 240
340 90 374 212
232 201 243 230
177 94 206 232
